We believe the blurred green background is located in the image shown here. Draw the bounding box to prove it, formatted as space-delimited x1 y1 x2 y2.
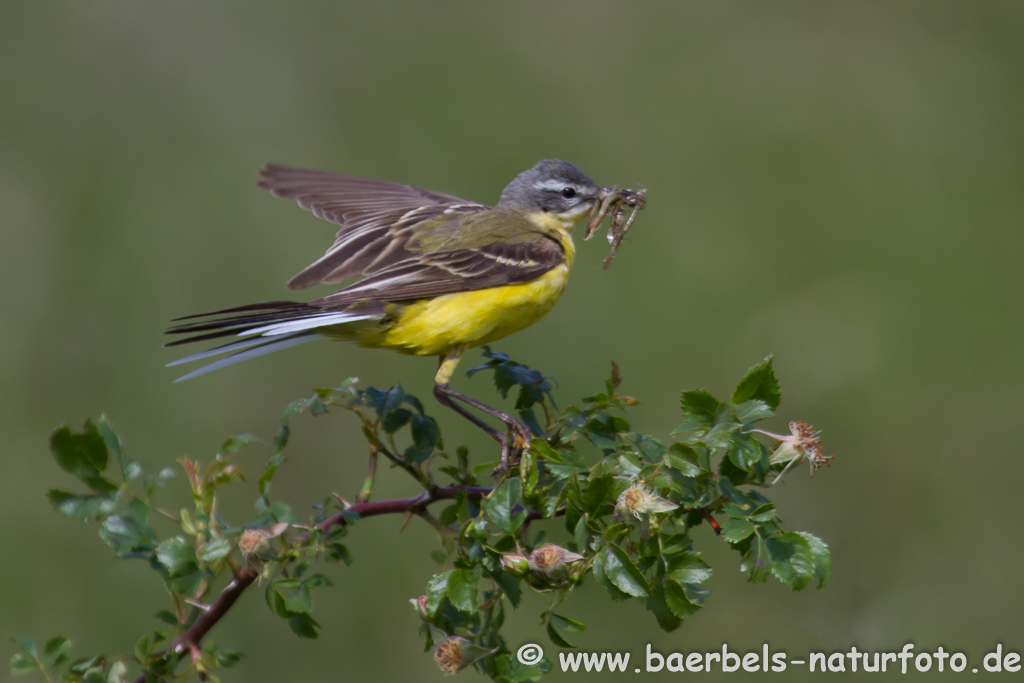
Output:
3 1 1023 680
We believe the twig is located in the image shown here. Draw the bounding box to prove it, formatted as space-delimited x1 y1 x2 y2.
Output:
131 484 493 683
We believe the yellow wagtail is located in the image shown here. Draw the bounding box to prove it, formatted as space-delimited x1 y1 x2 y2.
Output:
166 160 641 465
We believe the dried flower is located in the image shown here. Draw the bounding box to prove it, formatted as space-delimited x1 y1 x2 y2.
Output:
754 421 834 482
527 543 584 585
237 522 288 557
614 481 679 519
238 529 267 556
428 627 496 675
434 637 463 675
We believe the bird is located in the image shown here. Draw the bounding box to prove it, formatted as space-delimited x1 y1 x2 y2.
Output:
166 160 624 466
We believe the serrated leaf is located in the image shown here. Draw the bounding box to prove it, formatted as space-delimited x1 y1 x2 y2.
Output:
288 613 320 639
679 389 720 429
732 357 781 410
795 531 832 587
726 433 763 471
381 408 412 434
9 653 39 676
603 545 650 597
721 517 755 543
446 568 479 614
494 653 551 683
425 570 451 616
485 478 526 534
49 424 117 493
491 568 522 608
217 434 261 457
549 613 585 633
592 552 631 601
666 552 712 584
47 490 117 520
768 532 817 590
519 447 538 496
734 399 773 424
664 579 701 618
645 583 682 632
43 636 70 663
740 535 772 583
546 621 574 648
410 414 440 450
198 538 232 563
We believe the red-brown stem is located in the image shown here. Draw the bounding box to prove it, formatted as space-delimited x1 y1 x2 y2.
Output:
131 484 493 683
700 509 722 535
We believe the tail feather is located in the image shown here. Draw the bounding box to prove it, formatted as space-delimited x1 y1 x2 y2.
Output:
172 334 321 383
165 301 382 381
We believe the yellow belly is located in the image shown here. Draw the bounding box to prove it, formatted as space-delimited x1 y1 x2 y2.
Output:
355 263 571 357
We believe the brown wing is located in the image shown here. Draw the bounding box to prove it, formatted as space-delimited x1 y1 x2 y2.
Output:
312 235 566 308
258 164 490 289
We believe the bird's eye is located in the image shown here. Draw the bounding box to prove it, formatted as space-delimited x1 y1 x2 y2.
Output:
561 186 577 199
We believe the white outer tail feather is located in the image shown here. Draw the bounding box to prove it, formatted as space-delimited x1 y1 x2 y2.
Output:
168 310 378 382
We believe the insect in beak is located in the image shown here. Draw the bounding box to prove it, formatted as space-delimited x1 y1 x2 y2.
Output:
584 186 647 268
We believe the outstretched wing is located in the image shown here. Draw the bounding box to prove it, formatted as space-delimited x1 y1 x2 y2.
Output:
312 233 567 307
258 164 490 289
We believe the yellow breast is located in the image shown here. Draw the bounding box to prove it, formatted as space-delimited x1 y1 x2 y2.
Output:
359 228 575 357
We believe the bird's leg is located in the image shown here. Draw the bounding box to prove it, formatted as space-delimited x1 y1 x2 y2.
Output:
433 348 532 471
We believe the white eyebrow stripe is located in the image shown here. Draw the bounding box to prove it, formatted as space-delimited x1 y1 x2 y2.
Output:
534 179 573 192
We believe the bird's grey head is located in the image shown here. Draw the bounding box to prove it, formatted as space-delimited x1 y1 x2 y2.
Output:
497 159 602 216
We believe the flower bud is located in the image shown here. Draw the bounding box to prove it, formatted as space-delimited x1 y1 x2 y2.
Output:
500 553 530 577
409 595 428 618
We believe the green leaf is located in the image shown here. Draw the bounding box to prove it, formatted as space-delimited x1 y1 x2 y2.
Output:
99 500 157 556
494 652 551 683
549 613 585 633
49 424 117 493
603 545 650 597
740 535 772 583
581 475 614 516
381 408 412 434
519 447 538 496
43 636 71 663
288 613 320 639
485 478 526 534
47 490 117 520
678 389 720 429
795 531 832 587
276 579 313 614
646 583 682 632
767 532 817 590
446 568 480 614
591 551 631 601
732 357 781 410
425 570 452 616
734 399 773 424
666 552 712 584
198 538 232 563
720 517 755 543
410 414 441 450
155 537 203 594
217 434 261 457
664 443 703 477
546 621 574 648
725 433 763 471
491 568 522 608
663 579 700 619
9 654 40 676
